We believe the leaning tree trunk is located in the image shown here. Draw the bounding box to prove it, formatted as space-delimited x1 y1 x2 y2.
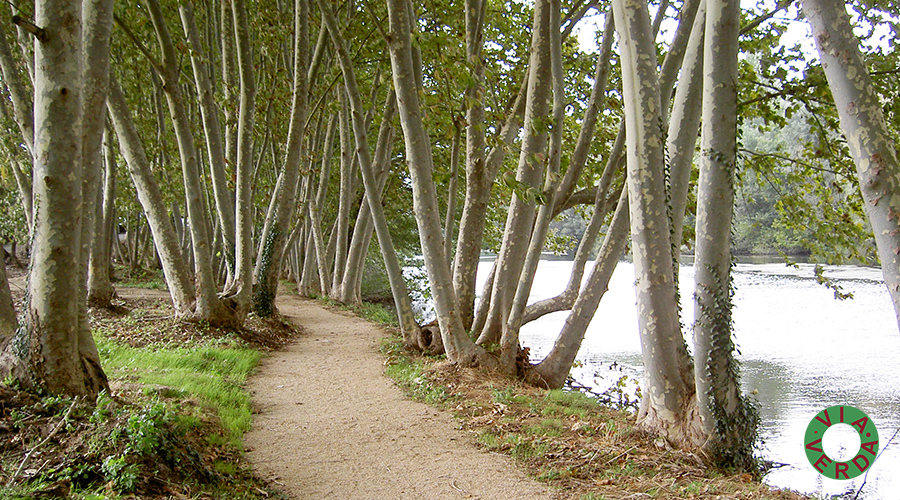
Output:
692 0 758 469
147 0 226 323
253 0 309 317
385 0 496 368
477 0 553 345
803 0 900 332
612 0 702 447
320 0 420 344
0 0 108 397
107 78 196 315
527 189 630 388
459 81 527 333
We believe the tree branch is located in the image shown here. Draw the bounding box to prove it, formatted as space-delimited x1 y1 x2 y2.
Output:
10 15 46 42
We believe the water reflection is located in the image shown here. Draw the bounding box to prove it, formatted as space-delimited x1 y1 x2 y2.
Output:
475 259 900 499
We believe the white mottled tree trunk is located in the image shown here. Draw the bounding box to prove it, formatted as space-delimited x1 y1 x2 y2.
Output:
613 0 701 446
803 0 900 331
692 0 757 467
0 0 108 397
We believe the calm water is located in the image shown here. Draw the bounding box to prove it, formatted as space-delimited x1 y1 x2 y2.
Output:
474 259 900 500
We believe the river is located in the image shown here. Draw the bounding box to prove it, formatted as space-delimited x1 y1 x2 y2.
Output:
473 259 900 500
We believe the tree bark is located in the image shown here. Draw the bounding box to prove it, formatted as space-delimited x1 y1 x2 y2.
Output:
332 91 354 295
803 0 900 332
613 0 701 446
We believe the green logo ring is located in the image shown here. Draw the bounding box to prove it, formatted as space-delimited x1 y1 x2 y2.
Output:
804 405 879 480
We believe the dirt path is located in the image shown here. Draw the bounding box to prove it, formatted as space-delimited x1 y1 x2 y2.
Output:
244 294 557 500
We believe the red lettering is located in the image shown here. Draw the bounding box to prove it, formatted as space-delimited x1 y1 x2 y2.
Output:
815 409 832 427
806 438 824 453
851 416 869 435
853 454 870 472
813 454 832 473
840 406 844 423
861 440 878 456
835 462 849 479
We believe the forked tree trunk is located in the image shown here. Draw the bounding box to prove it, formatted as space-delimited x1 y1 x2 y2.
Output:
612 0 702 446
0 0 108 397
385 0 496 368
803 0 900 332
477 0 553 345
459 81 527 333
692 0 758 468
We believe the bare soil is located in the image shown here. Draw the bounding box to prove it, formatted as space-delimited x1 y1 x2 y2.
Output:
245 295 557 500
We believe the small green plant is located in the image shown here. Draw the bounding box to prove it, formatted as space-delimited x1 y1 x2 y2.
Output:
101 455 139 492
89 390 115 423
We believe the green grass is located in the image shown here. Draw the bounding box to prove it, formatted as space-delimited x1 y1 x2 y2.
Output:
96 334 261 446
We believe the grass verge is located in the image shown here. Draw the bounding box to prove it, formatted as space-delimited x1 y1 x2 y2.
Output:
1 277 300 500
